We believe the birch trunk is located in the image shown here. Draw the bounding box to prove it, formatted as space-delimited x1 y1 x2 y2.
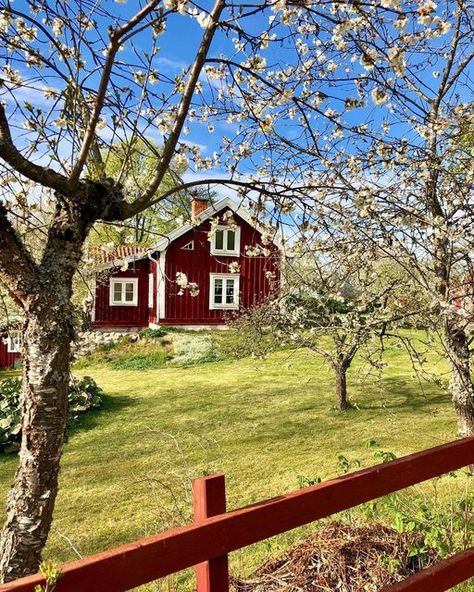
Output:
0 203 89 582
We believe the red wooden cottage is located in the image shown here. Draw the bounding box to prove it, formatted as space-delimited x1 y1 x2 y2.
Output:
91 198 280 329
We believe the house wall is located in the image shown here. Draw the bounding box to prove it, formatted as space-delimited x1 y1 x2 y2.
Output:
0 339 21 369
92 259 151 328
161 210 279 325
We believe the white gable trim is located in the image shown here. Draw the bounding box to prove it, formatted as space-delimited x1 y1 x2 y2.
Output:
90 198 281 272
152 197 275 252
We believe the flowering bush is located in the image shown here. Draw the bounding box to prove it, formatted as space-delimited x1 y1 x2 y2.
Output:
0 376 103 453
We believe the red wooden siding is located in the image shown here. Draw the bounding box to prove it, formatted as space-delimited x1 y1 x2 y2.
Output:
93 259 151 329
162 210 279 324
0 339 21 369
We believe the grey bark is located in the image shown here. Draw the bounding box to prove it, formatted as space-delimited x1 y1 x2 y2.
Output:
335 362 349 411
0 202 91 582
445 320 474 437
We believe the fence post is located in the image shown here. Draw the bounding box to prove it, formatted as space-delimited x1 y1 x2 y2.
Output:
193 474 229 592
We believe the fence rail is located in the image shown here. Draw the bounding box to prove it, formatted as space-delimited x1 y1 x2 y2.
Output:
1 437 473 592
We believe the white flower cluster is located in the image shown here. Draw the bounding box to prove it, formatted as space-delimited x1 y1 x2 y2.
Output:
175 272 199 297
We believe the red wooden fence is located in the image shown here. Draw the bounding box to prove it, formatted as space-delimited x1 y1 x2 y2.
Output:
1 437 473 592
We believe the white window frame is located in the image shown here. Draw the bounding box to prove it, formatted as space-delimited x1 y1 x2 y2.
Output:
109 278 139 307
148 273 154 309
209 273 240 310
181 240 194 251
7 330 22 354
210 226 240 256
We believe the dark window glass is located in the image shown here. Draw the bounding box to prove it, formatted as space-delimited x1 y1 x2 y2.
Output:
215 230 224 250
226 230 235 251
225 279 235 304
114 283 122 302
214 278 223 304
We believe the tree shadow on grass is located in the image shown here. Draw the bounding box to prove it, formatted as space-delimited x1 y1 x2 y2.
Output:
66 393 137 438
356 376 449 412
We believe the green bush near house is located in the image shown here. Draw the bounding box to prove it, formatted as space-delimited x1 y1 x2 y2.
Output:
0 376 103 453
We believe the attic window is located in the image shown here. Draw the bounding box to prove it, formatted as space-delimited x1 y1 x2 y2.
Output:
211 226 240 256
181 241 194 251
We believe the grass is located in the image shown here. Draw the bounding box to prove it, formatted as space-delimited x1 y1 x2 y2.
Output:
0 335 471 590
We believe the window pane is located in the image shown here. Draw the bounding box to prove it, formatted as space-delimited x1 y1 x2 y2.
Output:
226 230 235 251
125 283 135 302
214 278 223 304
225 279 235 304
215 230 224 250
114 283 122 302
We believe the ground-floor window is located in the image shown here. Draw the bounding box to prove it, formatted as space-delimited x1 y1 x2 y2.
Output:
209 273 240 310
109 278 139 306
7 330 23 353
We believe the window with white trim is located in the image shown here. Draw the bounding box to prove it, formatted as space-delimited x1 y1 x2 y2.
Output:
109 278 139 306
209 274 240 310
148 273 154 309
210 227 240 256
181 240 194 250
7 330 22 353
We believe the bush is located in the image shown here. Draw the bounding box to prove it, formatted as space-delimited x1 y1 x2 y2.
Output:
110 348 172 370
139 328 168 339
170 333 219 366
0 375 103 453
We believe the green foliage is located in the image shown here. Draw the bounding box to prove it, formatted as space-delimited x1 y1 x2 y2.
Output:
0 378 22 452
298 443 473 566
90 139 190 247
169 333 219 366
110 349 172 370
139 328 168 339
35 561 62 592
68 376 104 415
0 376 103 453
75 330 220 370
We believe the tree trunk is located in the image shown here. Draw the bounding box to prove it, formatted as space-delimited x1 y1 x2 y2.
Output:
0 290 74 582
445 320 474 437
335 363 349 411
0 200 92 582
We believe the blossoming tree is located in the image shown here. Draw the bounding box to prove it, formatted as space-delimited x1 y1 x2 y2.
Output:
0 0 473 582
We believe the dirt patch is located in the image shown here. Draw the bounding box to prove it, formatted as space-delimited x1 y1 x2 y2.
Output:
232 522 437 592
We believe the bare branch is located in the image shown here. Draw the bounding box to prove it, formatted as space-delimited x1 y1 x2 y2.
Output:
0 105 73 195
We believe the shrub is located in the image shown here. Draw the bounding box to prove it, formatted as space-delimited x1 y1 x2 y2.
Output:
110 348 172 370
139 328 168 339
170 333 219 366
0 375 103 453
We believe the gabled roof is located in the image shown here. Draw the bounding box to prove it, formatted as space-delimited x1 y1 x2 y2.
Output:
88 197 279 271
152 197 261 252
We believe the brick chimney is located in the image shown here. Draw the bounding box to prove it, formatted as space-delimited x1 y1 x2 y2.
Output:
191 197 209 218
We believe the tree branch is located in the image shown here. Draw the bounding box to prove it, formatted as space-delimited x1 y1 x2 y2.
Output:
0 105 73 195
130 0 226 214
0 203 40 306
69 0 161 185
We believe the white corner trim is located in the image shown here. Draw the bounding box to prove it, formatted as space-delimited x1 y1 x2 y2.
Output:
109 277 139 307
158 249 167 320
91 276 97 323
209 273 240 310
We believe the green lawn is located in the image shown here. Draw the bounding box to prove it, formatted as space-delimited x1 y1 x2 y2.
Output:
0 338 470 590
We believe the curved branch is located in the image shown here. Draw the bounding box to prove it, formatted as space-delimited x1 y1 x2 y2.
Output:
0 105 73 195
132 0 226 212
